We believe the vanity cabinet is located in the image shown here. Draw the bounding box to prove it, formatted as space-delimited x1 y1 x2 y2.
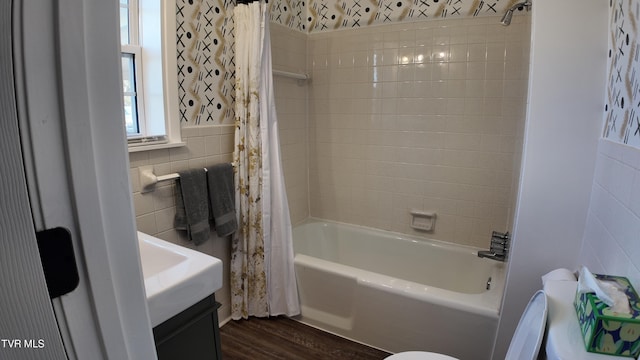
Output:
153 294 222 360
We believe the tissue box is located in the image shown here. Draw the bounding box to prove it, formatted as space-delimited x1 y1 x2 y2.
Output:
574 274 640 357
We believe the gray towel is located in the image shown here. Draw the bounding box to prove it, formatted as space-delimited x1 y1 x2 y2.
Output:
206 163 237 237
175 169 210 245
174 186 187 231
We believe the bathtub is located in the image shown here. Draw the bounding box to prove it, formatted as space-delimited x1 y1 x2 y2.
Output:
292 219 506 360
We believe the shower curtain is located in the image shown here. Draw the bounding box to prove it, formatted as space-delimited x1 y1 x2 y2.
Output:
231 0 300 320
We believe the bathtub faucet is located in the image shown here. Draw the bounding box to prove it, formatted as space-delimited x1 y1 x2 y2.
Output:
477 231 510 262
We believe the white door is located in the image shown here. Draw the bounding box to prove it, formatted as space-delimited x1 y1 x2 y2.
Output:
5 0 158 359
0 2 67 359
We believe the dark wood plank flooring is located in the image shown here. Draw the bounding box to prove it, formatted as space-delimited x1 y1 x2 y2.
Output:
220 317 391 360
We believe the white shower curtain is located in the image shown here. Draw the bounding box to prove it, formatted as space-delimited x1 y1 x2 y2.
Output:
231 1 300 320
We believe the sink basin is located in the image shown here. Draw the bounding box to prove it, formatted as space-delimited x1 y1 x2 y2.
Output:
137 231 223 327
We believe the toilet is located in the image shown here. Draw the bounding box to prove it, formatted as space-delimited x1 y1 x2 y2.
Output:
385 352 458 360
386 278 623 360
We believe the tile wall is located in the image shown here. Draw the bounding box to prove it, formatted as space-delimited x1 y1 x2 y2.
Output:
129 125 235 320
271 23 310 225
579 139 640 291
307 15 530 248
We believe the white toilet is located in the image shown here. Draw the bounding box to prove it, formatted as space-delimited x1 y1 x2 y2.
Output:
386 278 623 360
385 352 459 360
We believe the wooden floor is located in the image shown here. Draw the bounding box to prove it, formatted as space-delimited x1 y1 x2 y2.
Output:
220 317 391 360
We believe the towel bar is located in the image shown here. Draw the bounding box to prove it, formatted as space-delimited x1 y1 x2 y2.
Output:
139 163 236 193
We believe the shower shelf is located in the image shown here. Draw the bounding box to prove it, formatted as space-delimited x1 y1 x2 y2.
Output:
410 209 436 232
273 69 309 81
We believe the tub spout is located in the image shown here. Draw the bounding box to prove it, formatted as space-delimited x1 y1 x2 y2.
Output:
477 250 506 262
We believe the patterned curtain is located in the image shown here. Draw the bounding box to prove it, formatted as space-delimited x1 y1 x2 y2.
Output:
231 1 268 319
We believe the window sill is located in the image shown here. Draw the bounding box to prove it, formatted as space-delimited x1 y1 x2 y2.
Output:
128 141 186 153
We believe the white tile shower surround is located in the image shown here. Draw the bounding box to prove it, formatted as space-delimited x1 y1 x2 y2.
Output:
129 15 529 317
579 139 640 292
306 16 530 248
271 24 310 226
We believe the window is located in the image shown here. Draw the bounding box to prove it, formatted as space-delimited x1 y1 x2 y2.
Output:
121 51 143 135
120 0 144 137
119 0 183 151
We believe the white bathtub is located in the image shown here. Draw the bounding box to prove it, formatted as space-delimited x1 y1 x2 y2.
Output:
292 219 506 360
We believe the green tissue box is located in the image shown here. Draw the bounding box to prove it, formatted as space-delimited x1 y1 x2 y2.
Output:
574 274 640 357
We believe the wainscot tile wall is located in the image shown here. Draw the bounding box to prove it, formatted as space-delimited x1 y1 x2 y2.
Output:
129 125 235 320
579 139 640 291
307 16 530 248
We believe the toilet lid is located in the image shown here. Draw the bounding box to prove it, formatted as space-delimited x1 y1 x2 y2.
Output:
385 351 458 360
505 290 548 360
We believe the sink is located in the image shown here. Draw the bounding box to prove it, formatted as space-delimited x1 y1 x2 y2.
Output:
137 231 223 327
